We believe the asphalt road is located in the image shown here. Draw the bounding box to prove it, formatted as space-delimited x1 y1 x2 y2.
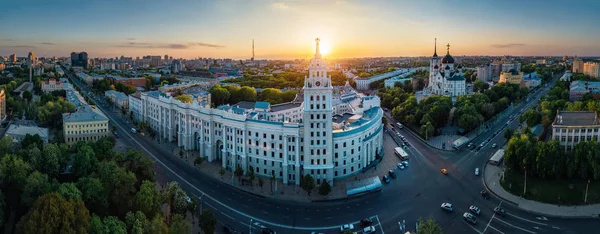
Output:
64 68 598 234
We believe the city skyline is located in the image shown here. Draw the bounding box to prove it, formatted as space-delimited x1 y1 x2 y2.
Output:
1 0 600 59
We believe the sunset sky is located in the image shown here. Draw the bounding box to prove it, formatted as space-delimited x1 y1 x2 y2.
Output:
1 0 599 59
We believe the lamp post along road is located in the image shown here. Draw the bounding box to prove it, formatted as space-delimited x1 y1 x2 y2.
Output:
523 168 527 195
585 179 590 203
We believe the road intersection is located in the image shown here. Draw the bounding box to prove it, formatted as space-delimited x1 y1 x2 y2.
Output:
65 68 598 234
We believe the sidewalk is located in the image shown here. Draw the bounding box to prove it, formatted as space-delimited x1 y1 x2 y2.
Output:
159 135 398 203
483 163 600 218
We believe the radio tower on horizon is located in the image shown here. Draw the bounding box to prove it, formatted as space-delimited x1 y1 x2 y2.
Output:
251 39 255 61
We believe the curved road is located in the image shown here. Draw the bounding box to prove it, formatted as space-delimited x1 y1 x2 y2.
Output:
66 69 598 234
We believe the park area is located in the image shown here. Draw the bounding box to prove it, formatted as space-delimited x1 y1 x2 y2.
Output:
500 170 600 205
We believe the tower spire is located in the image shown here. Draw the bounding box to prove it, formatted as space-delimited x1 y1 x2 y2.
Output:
252 39 255 61
315 38 321 58
433 38 438 57
446 43 450 55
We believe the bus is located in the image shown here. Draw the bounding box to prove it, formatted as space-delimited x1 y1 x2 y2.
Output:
396 122 403 129
489 149 505 166
394 147 409 160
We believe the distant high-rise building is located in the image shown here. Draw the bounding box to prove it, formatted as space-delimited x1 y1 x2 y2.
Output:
28 51 35 65
164 54 169 61
490 63 501 80
9 54 17 62
70 52 89 68
171 60 184 73
0 89 5 121
573 57 584 73
583 62 600 78
477 64 492 82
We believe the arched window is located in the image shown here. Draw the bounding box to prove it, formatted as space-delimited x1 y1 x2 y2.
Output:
310 96 313 101
316 96 320 101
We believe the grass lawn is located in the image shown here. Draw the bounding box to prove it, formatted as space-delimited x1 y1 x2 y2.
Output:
500 169 600 205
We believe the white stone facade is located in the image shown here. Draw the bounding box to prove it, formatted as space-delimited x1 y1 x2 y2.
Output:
133 40 384 186
425 41 466 97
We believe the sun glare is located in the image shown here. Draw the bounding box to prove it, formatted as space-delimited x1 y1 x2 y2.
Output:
319 40 331 56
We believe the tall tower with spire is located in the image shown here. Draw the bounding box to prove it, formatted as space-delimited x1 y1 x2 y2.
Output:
251 39 255 61
303 38 334 185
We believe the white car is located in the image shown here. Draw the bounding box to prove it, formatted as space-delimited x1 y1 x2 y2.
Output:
492 143 497 148
469 205 481 215
363 226 376 234
440 203 453 212
475 168 480 176
340 224 354 232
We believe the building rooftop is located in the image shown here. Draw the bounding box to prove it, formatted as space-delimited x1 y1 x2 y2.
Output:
270 102 302 112
554 111 598 126
332 113 354 124
105 90 128 100
232 101 256 110
6 124 49 139
62 105 108 123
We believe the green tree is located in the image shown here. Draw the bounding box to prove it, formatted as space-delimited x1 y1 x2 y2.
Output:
147 214 169 234
99 160 138 217
23 90 32 101
77 177 108 215
247 166 255 186
120 148 155 184
209 84 231 107
504 128 515 141
89 215 127 234
301 174 316 196
260 88 284 104
17 193 91 234
218 168 225 177
125 211 148 234
417 218 443 234
39 143 62 177
175 94 193 103
258 177 264 188
0 191 5 228
58 182 82 200
188 196 199 224
161 182 188 224
198 209 217 234
21 134 42 149
420 122 435 139
22 171 55 207
281 90 298 102
169 214 191 234
238 86 258 102
134 180 162 218
73 144 99 178
234 166 244 184
318 180 331 196
0 136 14 157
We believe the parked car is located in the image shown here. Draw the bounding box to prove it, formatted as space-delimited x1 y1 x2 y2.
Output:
360 218 373 227
402 161 409 167
463 212 477 225
388 170 397 178
441 169 448 175
261 228 275 234
492 143 497 148
494 207 506 217
480 190 490 199
475 168 480 176
440 203 453 212
340 224 354 233
382 175 390 184
469 205 481 215
363 226 376 234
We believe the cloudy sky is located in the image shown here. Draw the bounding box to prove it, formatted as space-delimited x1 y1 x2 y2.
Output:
1 0 599 59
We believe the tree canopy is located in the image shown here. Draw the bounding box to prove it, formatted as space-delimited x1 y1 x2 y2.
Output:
17 193 91 234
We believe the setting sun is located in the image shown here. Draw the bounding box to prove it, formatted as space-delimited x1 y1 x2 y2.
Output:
319 40 332 56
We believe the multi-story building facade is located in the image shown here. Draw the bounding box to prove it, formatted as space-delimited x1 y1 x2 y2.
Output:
132 39 383 186
63 87 110 144
71 52 89 69
9 54 17 62
569 80 600 101
583 62 600 78
499 70 524 84
0 89 5 121
41 78 67 93
105 90 129 109
477 64 492 82
552 111 600 151
573 57 584 73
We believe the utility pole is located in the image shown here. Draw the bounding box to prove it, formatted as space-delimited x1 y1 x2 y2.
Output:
523 167 527 195
249 219 253 234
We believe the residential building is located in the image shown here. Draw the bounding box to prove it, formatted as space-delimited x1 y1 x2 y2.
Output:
62 87 110 144
573 57 584 73
5 124 49 144
552 111 600 151
134 39 383 186
477 64 492 82
71 52 88 69
0 63 5 71
100 63 115 70
41 78 68 93
499 70 524 84
0 89 5 121
583 62 600 78
105 90 129 109
353 69 405 90
106 75 146 87
384 69 417 88
425 40 466 97
501 62 521 73
128 92 143 121
490 63 502 80
521 72 542 89
569 80 600 101
9 54 17 62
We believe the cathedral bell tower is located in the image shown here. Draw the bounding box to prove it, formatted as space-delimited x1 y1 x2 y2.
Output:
302 38 334 185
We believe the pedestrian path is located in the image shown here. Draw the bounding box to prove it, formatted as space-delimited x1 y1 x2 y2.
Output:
484 164 600 218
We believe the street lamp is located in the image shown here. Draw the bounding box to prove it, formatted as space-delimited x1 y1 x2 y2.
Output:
199 193 204 214
585 179 590 203
523 167 527 195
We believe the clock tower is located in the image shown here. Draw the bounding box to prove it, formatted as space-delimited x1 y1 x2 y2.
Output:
302 38 334 185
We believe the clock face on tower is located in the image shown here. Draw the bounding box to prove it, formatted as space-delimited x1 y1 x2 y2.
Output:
315 81 321 87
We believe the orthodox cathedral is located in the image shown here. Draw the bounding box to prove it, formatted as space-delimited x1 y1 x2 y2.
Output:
425 39 466 97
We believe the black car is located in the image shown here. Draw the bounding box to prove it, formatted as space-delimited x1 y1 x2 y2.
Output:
480 190 490 199
360 218 373 227
261 228 275 234
494 207 506 217
389 170 396 178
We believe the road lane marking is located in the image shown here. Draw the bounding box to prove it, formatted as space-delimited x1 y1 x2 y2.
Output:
487 225 505 234
374 215 384 234
506 213 548 226
463 221 483 234
494 218 536 234
221 211 235 220
484 201 502 233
